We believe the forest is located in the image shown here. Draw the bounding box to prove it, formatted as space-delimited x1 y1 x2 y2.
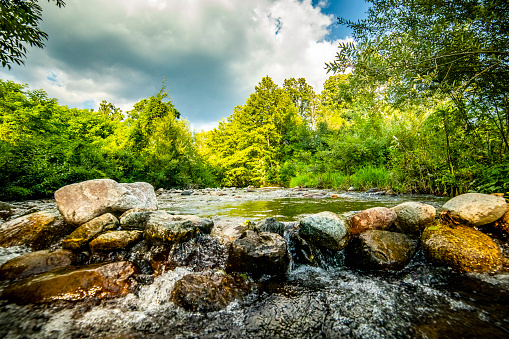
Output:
1 0 508 200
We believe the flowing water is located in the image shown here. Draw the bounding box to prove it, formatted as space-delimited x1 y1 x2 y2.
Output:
1 190 508 338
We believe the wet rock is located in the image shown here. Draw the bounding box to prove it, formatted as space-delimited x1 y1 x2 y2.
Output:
160 214 214 234
0 249 76 281
55 179 150 225
0 201 15 219
151 235 229 274
62 213 119 250
0 211 74 250
440 193 507 226
0 261 137 304
391 202 436 234
494 204 509 233
211 217 251 244
226 230 289 276
255 217 285 236
181 190 194 196
120 182 158 211
365 188 379 193
286 227 317 267
422 224 502 273
119 210 154 230
170 270 252 312
89 231 143 252
350 207 397 235
299 211 351 250
144 211 198 245
345 231 417 271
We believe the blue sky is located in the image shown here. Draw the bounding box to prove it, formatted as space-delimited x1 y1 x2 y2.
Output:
0 0 370 131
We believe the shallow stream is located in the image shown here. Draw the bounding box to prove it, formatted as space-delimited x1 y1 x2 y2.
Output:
1 189 508 338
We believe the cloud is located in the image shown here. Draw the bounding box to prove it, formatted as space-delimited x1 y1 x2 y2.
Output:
0 0 349 129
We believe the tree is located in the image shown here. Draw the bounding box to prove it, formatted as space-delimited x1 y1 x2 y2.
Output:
1 0 65 69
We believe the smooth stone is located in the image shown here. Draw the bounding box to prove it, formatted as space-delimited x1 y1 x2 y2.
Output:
422 224 502 273
345 230 417 271
0 211 74 250
181 190 194 196
210 217 251 244
391 202 436 234
120 182 158 211
299 211 351 250
89 230 143 251
226 230 289 276
0 249 76 281
170 270 252 312
440 193 507 226
0 261 137 304
144 211 198 245
62 213 119 250
350 207 397 235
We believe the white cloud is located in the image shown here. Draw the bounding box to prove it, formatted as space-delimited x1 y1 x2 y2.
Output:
0 0 349 126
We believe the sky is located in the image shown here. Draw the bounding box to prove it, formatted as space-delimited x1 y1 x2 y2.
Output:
0 0 370 131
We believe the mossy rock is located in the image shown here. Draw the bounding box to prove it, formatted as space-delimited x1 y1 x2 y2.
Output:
422 224 502 273
89 230 143 251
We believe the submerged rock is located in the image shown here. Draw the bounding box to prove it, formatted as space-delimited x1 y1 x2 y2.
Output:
391 202 436 234
0 211 74 250
255 217 285 236
0 249 76 281
55 179 155 225
89 230 143 252
299 211 351 250
422 224 502 273
226 230 289 276
211 217 251 244
350 207 397 235
170 270 252 312
440 193 507 226
62 213 119 250
144 211 198 245
0 261 137 304
345 231 417 271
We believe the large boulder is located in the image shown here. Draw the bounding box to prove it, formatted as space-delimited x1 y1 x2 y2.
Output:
144 211 199 245
422 224 502 273
170 270 252 312
440 193 507 226
0 211 74 250
62 213 119 250
0 261 137 304
89 230 143 252
226 230 289 276
345 231 417 271
391 202 436 234
0 249 76 281
350 207 397 235
299 211 351 250
211 217 251 244
55 179 156 225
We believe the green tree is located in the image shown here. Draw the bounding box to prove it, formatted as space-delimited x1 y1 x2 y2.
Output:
1 0 65 68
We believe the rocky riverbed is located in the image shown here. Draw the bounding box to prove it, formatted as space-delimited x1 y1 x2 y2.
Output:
0 182 508 338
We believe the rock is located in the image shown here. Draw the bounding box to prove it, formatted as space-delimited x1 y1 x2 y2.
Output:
299 211 351 250
422 224 502 273
286 227 317 267
89 231 143 252
181 190 194 196
365 188 379 193
494 204 509 233
159 214 214 234
120 182 158 211
119 210 154 230
144 211 198 245
55 179 148 225
391 202 436 234
151 235 229 274
386 189 397 196
255 217 285 236
0 249 76 281
62 213 119 250
440 193 507 226
0 261 137 304
0 201 15 219
345 231 417 271
348 187 355 192
350 207 397 235
170 270 252 312
0 211 74 250
211 218 251 244
226 230 289 276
